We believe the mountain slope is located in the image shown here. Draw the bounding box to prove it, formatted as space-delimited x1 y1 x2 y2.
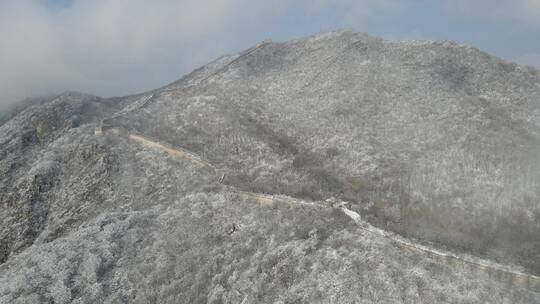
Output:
115 30 540 274
1 30 539 303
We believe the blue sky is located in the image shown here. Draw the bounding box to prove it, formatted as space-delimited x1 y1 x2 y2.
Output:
1 0 539 104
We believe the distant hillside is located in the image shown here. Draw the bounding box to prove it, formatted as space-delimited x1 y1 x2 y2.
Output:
0 96 55 126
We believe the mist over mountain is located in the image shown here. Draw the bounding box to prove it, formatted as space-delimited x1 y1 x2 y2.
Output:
1 30 539 303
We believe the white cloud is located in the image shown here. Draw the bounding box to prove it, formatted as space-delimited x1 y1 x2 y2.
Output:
0 0 284 105
0 0 403 106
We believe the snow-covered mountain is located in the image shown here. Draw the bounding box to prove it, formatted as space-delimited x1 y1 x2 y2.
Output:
1 30 539 303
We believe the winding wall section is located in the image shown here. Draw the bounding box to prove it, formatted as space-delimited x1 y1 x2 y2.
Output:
95 123 540 292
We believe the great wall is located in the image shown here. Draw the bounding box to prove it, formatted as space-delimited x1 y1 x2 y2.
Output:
94 122 540 293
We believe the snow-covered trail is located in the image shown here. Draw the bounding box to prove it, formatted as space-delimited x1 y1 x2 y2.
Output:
340 208 540 291
96 124 540 293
